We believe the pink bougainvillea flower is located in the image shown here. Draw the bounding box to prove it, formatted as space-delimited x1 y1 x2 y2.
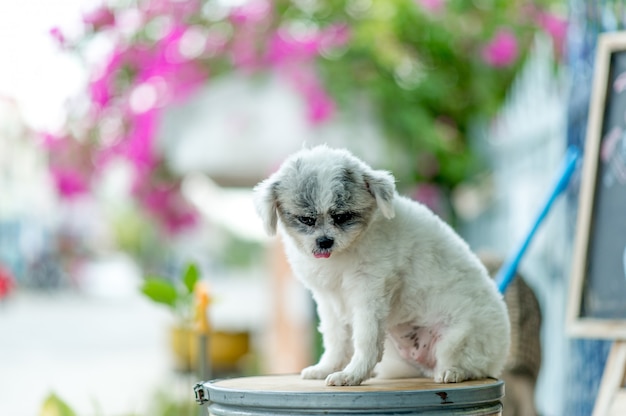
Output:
416 0 446 14
89 47 127 108
38 132 94 199
266 24 349 124
267 29 321 64
416 151 440 179
140 25 209 102
119 109 160 169
159 25 189 64
141 0 201 23
49 27 66 47
536 11 568 57
38 131 71 153
412 183 447 219
90 44 162 109
230 35 262 70
307 89 335 124
322 23 351 49
482 29 519 67
267 23 349 66
228 0 273 70
230 0 271 25
50 168 89 198
82 5 116 30
91 24 209 196
298 70 336 124
133 179 198 233
39 132 64 148
38 131 76 155
273 61 336 124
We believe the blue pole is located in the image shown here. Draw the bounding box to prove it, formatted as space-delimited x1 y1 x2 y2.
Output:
495 146 581 293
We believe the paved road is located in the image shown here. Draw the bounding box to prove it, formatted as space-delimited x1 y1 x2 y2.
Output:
0 290 190 415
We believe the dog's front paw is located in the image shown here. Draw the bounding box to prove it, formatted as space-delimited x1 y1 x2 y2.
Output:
325 371 364 386
301 365 333 380
434 367 467 383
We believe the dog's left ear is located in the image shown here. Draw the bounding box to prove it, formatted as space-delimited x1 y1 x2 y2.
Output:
365 170 396 219
253 177 280 236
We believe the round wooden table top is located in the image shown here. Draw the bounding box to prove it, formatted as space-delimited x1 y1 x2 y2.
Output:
211 374 501 393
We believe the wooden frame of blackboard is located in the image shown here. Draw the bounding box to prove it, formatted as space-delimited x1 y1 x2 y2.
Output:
568 32 626 339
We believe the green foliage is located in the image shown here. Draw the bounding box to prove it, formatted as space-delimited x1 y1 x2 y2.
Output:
139 262 200 322
218 234 265 269
38 389 196 416
140 278 178 308
147 390 196 416
39 393 76 416
182 263 199 294
287 0 562 190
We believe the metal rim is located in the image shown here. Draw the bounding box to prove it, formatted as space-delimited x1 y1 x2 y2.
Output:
205 377 504 411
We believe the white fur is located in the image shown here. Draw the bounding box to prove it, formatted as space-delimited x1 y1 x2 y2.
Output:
254 145 510 386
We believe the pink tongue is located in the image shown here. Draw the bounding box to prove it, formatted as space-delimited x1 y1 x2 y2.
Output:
314 252 331 258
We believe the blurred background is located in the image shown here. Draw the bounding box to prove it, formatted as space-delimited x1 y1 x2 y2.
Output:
0 0 619 415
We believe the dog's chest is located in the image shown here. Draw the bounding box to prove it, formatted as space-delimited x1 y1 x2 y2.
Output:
298 262 347 292
293 255 363 292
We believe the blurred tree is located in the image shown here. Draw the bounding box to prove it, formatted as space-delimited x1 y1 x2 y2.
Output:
43 0 566 230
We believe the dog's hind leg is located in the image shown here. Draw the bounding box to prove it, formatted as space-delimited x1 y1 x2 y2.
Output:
432 326 492 383
374 338 426 379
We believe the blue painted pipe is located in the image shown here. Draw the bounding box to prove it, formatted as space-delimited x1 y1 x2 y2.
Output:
495 146 581 293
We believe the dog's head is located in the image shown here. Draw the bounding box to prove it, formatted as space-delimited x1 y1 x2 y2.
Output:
253 145 396 259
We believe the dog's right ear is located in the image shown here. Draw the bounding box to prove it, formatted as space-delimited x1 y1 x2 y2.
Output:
253 177 280 236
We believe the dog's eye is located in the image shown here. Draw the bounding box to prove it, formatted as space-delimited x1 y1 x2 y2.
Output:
332 212 354 225
297 216 316 226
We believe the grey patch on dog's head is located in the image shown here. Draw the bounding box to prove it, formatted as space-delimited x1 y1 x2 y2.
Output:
277 172 320 236
293 170 319 212
254 145 397 256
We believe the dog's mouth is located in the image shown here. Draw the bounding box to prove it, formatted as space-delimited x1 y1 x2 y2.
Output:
313 250 332 259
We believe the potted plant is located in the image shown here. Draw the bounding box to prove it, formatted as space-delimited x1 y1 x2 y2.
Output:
140 262 250 374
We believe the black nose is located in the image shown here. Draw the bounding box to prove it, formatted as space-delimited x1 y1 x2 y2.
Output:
316 236 334 249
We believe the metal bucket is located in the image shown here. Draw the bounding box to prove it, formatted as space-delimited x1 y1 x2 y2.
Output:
194 375 504 415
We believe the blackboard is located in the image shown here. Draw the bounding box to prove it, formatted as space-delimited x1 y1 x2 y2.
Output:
568 32 626 339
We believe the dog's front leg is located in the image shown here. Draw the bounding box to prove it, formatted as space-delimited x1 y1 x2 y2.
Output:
301 297 352 380
325 304 385 386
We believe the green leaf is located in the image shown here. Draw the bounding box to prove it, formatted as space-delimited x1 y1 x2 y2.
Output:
182 262 199 294
140 278 178 308
40 392 76 416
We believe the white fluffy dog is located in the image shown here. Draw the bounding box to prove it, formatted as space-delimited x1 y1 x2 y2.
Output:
254 145 510 386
